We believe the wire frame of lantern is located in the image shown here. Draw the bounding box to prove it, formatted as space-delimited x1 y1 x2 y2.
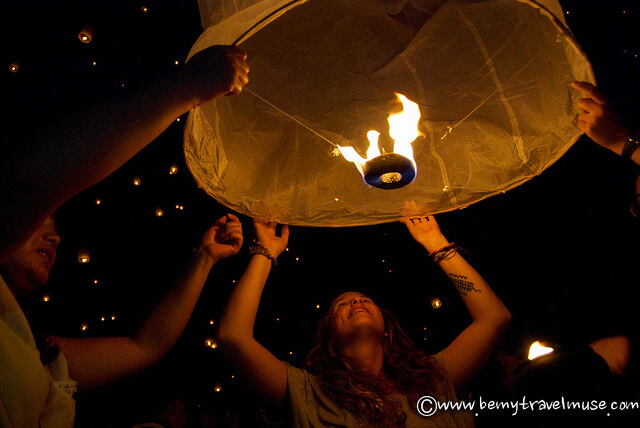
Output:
185 0 594 227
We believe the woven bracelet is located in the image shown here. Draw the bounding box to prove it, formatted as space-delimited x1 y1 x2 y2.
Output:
428 243 468 262
248 242 277 266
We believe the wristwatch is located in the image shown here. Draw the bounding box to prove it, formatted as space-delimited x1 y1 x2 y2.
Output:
621 132 640 161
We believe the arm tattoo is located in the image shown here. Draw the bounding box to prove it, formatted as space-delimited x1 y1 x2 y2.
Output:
448 273 481 296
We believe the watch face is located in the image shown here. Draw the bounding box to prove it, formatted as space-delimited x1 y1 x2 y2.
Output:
631 192 640 218
622 138 640 159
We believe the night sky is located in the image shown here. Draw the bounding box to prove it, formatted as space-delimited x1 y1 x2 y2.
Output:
2 1 640 426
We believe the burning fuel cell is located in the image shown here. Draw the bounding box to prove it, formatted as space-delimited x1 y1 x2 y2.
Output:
337 94 422 190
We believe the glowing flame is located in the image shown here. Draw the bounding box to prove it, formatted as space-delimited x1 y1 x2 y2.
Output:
337 93 422 176
527 341 554 360
366 131 382 159
389 94 421 160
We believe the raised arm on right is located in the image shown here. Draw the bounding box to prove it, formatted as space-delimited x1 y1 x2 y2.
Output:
216 219 289 407
0 45 249 264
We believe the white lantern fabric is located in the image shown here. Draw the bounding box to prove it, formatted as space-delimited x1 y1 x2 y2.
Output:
184 0 594 227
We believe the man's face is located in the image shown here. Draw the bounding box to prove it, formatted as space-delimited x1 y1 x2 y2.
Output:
1 217 60 296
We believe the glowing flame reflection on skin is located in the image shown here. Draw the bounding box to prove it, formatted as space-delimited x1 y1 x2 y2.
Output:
527 341 554 360
337 93 422 177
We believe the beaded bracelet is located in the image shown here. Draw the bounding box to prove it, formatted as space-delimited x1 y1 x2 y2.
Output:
249 242 277 265
428 243 468 262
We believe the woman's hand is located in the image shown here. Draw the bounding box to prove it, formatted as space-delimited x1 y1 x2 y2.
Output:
401 216 449 253
200 214 244 263
253 219 289 259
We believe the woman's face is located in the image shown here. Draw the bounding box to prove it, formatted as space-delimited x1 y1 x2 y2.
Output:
329 292 386 344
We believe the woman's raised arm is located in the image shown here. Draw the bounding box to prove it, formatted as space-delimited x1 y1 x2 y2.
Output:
216 220 289 407
402 216 511 395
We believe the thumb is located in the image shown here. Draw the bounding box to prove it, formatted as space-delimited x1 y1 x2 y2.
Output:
400 218 414 230
571 81 606 104
280 225 290 241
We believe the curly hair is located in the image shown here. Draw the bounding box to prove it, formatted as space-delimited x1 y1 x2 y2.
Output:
305 303 446 425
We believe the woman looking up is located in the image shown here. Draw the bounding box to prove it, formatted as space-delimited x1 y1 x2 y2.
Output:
217 217 511 427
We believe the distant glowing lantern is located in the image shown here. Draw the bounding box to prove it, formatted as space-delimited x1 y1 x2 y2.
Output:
430 296 442 309
42 294 50 302
528 341 554 360
205 338 217 349
95 198 101 205
78 26 94 43
141 6 148 13
155 207 164 217
111 315 116 321
133 176 141 186
185 0 594 226
81 323 88 331
169 164 178 174
9 62 19 73
100 317 105 321
214 384 222 392
209 319 215 325
77 248 90 264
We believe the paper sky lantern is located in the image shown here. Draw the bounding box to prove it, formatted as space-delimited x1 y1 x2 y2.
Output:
527 340 554 360
185 0 593 227
430 296 442 309
78 26 94 44
77 247 90 264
